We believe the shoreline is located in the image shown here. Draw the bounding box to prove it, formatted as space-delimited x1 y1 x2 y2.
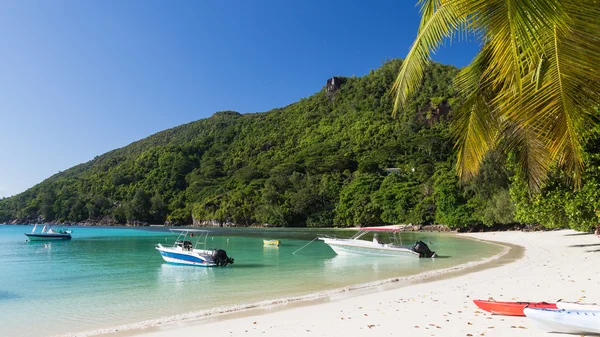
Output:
59 230 599 337
6 221 544 234
60 234 512 337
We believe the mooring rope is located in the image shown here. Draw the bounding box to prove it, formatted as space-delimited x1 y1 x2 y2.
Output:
146 246 158 262
292 236 320 255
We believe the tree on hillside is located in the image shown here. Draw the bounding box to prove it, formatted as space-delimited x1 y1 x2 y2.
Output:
127 188 151 223
393 0 600 190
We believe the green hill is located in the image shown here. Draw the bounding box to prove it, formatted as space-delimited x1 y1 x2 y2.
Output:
1 60 466 227
5 59 595 231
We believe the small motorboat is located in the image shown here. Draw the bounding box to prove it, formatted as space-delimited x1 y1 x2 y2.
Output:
473 300 556 316
556 301 600 311
25 224 72 241
263 239 280 246
318 225 436 258
524 308 600 334
155 229 233 267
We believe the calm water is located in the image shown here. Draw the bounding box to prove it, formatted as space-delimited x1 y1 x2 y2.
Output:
0 225 502 337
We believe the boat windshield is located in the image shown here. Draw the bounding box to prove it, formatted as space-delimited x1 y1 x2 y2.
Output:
170 229 210 250
352 229 405 246
350 231 369 240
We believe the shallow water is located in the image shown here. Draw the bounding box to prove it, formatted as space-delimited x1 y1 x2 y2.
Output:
0 225 502 337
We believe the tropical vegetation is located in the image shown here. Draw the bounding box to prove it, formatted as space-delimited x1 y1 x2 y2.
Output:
393 0 600 191
0 59 599 231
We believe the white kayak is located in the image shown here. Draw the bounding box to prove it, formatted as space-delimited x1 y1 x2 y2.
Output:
524 308 600 334
556 301 600 311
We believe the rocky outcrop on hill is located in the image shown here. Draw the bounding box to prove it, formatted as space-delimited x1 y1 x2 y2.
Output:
393 224 453 232
80 216 119 226
325 76 345 98
10 215 43 225
192 217 237 227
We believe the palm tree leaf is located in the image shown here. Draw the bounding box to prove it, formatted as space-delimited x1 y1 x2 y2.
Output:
396 0 600 190
515 1 600 187
417 0 440 29
500 114 552 191
392 1 463 114
453 45 500 182
460 0 583 188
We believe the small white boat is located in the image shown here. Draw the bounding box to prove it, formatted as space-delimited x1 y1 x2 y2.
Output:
319 225 436 258
556 301 600 311
155 229 234 267
25 224 72 241
524 308 600 334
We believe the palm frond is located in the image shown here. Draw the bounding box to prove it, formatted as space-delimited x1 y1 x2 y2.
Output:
397 0 600 190
501 121 551 191
515 1 600 187
453 45 500 182
457 0 584 188
392 1 463 115
417 0 441 29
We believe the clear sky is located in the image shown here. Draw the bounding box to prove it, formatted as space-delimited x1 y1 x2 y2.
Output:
0 0 480 198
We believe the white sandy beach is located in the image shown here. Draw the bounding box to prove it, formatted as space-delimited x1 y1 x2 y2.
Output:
109 230 599 337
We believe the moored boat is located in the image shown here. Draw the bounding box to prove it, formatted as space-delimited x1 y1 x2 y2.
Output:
524 308 600 334
319 225 436 258
263 239 280 246
25 224 72 241
155 229 234 267
473 300 556 316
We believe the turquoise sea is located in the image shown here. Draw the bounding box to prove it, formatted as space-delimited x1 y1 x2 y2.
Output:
0 225 502 337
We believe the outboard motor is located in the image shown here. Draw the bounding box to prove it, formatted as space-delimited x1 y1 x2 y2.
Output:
211 249 234 266
412 241 436 258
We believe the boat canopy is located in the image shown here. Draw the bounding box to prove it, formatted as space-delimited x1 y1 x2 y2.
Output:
168 229 210 233
359 225 402 232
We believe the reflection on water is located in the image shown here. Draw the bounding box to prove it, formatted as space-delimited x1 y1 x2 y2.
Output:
322 252 426 282
158 263 211 291
323 254 420 271
222 263 268 269
262 244 280 262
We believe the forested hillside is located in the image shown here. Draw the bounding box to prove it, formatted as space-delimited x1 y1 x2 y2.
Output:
1 59 598 231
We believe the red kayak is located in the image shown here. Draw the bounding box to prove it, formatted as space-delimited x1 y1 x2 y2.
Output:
473 300 557 316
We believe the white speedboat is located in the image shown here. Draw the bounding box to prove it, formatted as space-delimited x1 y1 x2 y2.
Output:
25 224 72 241
524 308 600 334
155 229 234 267
319 226 436 258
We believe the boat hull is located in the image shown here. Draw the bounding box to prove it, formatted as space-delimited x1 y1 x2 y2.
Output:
263 240 280 246
473 300 556 316
25 233 71 241
320 238 419 257
155 245 216 267
524 308 600 334
556 301 600 311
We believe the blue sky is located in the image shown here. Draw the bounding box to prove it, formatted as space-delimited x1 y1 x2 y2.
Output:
0 0 480 198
